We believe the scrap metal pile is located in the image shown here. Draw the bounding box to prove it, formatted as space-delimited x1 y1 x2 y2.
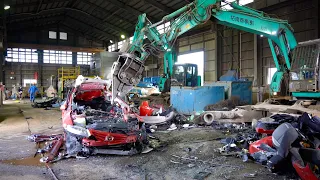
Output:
32 97 62 108
217 112 320 180
28 77 151 163
25 76 319 179
27 76 180 163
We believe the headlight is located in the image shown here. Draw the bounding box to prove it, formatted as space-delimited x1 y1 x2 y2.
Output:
65 125 90 137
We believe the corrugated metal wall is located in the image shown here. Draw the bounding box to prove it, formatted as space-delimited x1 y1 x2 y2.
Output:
219 0 318 86
220 29 238 79
143 55 161 77
257 0 319 86
177 31 217 83
220 29 255 81
240 32 255 80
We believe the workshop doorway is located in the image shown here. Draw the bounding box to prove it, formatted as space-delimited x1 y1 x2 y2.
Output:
177 51 204 86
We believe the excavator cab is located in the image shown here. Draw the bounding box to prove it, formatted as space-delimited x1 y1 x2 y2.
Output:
289 39 320 98
172 63 200 87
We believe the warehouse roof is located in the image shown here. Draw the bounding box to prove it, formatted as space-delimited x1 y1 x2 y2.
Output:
4 0 191 43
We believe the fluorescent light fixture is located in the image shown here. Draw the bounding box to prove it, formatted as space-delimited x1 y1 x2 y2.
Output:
260 35 263 37
4 5 10 10
109 40 113 43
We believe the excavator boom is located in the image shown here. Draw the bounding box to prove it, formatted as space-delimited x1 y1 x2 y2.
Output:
111 0 297 104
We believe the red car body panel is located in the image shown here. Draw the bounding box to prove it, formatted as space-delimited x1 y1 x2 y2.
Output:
250 136 319 180
82 129 138 147
292 160 319 180
61 80 145 150
249 136 273 154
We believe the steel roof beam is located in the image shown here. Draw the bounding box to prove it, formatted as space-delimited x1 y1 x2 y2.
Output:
105 0 158 22
66 9 126 33
65 16 117 41
7 16 65 29
7 13 63 23
8 22 58 32
9 0 68 8
75 0 134 25
143 0 174 14
60 22 106 43
36 0 43 13
7 8 128 35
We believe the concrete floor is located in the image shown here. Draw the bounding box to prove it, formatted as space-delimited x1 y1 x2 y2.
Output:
0 99 284 180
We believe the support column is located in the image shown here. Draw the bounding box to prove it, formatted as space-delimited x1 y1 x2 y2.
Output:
216 25 223 79
38 49 43 86
72 52 77 66
0 53 4 84
253 35 258 86
1 1 7 85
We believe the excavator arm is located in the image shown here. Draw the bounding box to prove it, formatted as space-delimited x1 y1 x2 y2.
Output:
213 2 297 94
111 0 297 103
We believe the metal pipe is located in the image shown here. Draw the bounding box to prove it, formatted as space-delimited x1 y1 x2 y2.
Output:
149 20 164 29
47 137 64 162
230 2 262 17
239 32 242 78
46 164 59 180
298 39 320 46
50 75 54 86
149 2 194 29
162 2 194 22
316 45 320 91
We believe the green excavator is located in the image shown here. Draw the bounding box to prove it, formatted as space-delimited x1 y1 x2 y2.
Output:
111 0 301 102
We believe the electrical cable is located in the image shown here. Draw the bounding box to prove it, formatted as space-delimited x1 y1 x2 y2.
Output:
218 29 237 70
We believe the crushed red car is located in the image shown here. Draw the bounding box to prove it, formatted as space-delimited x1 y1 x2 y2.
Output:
60 76 148 157
250 117 320 180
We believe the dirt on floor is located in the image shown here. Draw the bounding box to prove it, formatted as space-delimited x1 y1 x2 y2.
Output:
0 99 286 180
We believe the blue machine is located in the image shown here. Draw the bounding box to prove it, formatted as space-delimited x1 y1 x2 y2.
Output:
219 70 238 81
170 86 225 115
143 76 161 86
136 81 154 88
208 81 252 105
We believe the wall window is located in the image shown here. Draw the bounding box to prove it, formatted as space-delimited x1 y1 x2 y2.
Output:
43 50 72 64
6 48 38 63
221 0 252 9
108 44 116 52
221 0 236 10
156 22 170 35
49 31 57 39
23 79 37 87
239 0 254 5
130 36 134 44
118 40 125 49
157 25 165 34
77 52 93 65
60 32 67 40
267 67 277 84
